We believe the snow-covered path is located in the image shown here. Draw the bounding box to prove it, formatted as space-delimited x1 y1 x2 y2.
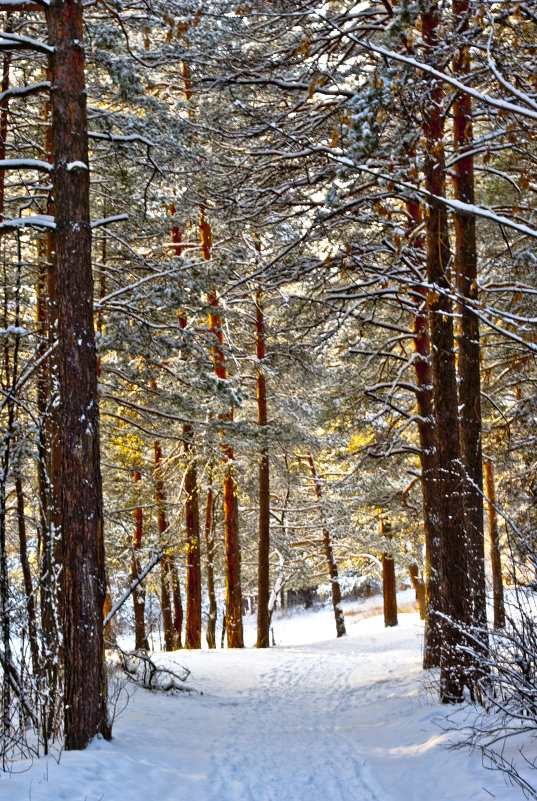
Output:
1 602 522 801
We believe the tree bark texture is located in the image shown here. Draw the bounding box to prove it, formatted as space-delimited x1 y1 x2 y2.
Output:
153 437 179 650
0 29 12 756
382 555 398 627
131 470 148 650
183 429 201 649
408 563 426 620
171 563 184 646
204 466 217 649
177 304 202 650
484 458 505 629
307 454 345 638
15 477 40 677
256 289 271 649
452 0 487 633
405 192 442 667
201 207 243 648
421 0 475 703
38 78 62 741
47 0 109 748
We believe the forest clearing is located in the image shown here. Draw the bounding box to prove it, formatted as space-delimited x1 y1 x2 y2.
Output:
2 593 527 801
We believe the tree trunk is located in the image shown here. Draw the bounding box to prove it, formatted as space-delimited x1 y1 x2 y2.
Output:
177 303 202 649
405 189 442 667
0 26 12 757
204 465 217 649
38 74 62 748
408 563 426 620
256 289 271 649
131 470 148 650
307 453 345 637
15 477 40 679
171 563 184 648
47 0 109 747
382 555 398 627
484 458 505 629
420 0 475 703
452 0 487 635
183 429 201 649
153 436 178 651
200 206 243 648
413 291 442 664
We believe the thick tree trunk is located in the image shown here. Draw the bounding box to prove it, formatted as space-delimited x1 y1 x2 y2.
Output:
452 0 487 635
307 454 345 637
256 289 271 649
131 470 148 650
420 0 475 703
47 0 109 748
200 207 243 648
204 465 217 649
484 458 505 629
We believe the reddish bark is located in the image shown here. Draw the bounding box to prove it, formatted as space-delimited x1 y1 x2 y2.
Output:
174 254 202 649
201 206 243 648
47 0 109 747
204 465 217 649
382 555 398 628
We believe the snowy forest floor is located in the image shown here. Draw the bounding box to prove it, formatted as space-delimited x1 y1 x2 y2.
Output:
2 591 530 801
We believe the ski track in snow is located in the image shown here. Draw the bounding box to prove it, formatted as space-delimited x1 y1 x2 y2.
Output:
0 595 524 801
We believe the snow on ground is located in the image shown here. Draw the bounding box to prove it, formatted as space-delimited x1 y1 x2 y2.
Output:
0 592 526 801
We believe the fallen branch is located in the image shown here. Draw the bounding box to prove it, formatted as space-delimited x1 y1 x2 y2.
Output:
119 649 195 694
104 551 162 628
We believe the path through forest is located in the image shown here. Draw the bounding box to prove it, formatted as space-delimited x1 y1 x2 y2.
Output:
2 597 521 801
